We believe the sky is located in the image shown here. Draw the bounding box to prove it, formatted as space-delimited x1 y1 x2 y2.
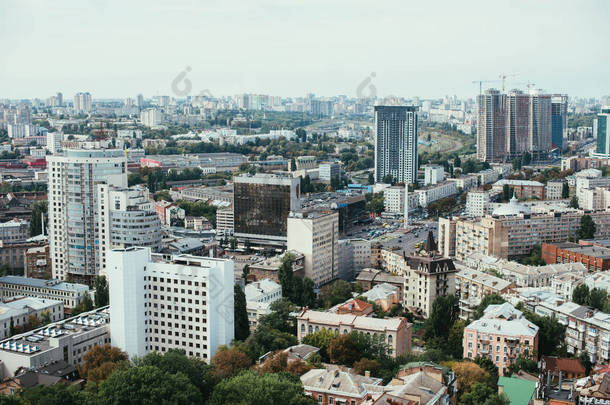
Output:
1 0 609 100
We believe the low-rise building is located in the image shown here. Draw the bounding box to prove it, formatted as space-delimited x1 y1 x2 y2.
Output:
361 283 400 312
423 165 445 186
492 179 545 200
24 244 51 279
0 306 109 377
0 297 64 340
0 276 88 309
297 309 412 358
414 181 457 207
355 269 405 302
0 218 29 243
541 242 610 272
455 266 514 320
546 179 567 200
301 366 383 405
463 303 539 376
184 216 212 231
478 169 499 186
448 174 478 192
247 251 305 283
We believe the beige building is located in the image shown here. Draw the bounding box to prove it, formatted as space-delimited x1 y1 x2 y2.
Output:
216 206 234 234
439 197 610 260
454 266 514 320
287 211 339 287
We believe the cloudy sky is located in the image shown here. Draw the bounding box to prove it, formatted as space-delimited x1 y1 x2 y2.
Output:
1 0 608 100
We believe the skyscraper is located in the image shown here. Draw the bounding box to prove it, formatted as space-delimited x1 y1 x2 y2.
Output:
48 149 127 285
73 92 92 113
551 94 568 150
506 90 529 158
233 173 300 246
528 90 552 158
477 89 506 163
374 105 419 184
595 107 610 158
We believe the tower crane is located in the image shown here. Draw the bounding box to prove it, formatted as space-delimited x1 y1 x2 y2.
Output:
472 80 501 96
499 73 518 92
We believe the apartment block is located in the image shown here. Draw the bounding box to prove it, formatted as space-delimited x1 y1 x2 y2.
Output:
0 276 88 308
463 303 539 376
541 242 610 272
287 211 338 287
492 179 545 200
454 266 514 320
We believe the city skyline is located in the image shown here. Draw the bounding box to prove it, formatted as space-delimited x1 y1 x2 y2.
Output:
1 0 609 99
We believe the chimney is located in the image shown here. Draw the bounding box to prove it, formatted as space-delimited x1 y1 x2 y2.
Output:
365 370 370 377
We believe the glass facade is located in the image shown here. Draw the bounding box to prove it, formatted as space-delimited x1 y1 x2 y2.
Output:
234 182 294 238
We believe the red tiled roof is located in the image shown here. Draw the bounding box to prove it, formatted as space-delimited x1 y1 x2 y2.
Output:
543 356 586 375
338 299 372 313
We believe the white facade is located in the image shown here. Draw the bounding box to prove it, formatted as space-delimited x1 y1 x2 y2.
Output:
579 187 610 211
319 162 341 182
448 175 478 192
423 165 445 186
287 211 339 287
414 181 458 207
466 191 491 217
73 92 92 113
477 169 499 186
0 276 89 308
0 297 64 340
546 180 566 200
97 184 162 276
107 247 235 361
140 108 164 127
384 186 419 213
47 149 127 284
45 132 63 154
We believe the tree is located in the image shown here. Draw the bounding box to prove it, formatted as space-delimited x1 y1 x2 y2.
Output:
290 158 296 171
473 294 505 320
301 278 316 308
94 275 109 308
353 358 379 376
303 329 337 361
17 384 87 405
135 349 215 401
474 356 500 391
507 356 538 376
29 200 48 237
27 314 41 330
96 365 203 405
382 174 394 185
588 288 607 311
79 344 128 383
522 310 566 358
72 293 94 316
259 299 297 334
425 295 458 340
234 285 250 341
242 264 250 281
570 195 579 209
236 324 297 361
447 320 466 358
40 310 52 325
459 382 509 405
521 152 532 167
573 284 590 305
318 280 353 308
368 172 375 185
576 215 596 240
209 370 316 405
278 253 295 301
454 155 461 168
328 334 360 366
579 351 593 376
562 182 570 199
212 347 252 379
446 361 489 393
502 184 512 202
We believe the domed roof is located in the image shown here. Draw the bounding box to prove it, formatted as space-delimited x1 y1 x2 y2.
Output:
492 196 531 216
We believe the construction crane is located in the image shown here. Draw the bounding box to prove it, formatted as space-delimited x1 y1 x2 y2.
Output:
472 80 500 96
499 73 518 92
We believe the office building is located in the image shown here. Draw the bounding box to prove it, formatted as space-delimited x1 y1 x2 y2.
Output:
318 162 341 182
234 173 300 245
136 94 144 108
73 92 92 114
463 303 538 376
287 211 338 287
0 276 88 308
107 247 234 361
594 107 610 158
0 306 109 377
374 105 419 184
47 149 127 285
97 184 162 276
216 206 234 234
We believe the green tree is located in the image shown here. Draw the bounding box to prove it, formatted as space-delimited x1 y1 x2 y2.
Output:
368 172 375 185
521 152 532 167
454 155 462 167
278 253 296 301
522 310 566 358
210 370 315 405
587 288 607 311
501 184 512 202
79 344 128 384
425 295 458 340
459 382 509 405
234 284 251 341
576 215 596 240
242 264 250 281
301 277 316 308
474 356 500 391
507 356 538 376
366 192 385 214
259 299 297 334
579 351 593 376
447 320 466 358
94 275 109 308
17 384 87 405
134 349 215 401
473 294 506 320
570 195 579 209
522 244 546 266
562 182 570 198
29 200 48 237
318 280 353 308
328 334 361 366
382 174 394 185
96 365 202 405
302 329 337 361
72 293 94 316
572 284 590 305
290 158 296 171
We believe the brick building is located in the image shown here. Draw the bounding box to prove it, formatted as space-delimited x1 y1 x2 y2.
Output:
24 244 51 279
541 242 610 272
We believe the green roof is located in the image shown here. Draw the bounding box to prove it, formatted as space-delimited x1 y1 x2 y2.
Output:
498 376 536 405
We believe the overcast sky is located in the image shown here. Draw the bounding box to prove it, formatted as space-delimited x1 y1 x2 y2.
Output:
1 0 608 100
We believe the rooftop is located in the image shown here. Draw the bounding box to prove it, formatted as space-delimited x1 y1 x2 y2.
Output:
0 276 88 293
298 309 407 332
300 366 382 396
498 376 537 405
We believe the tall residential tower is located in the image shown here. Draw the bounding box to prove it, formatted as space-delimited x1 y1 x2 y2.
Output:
374 105 419 185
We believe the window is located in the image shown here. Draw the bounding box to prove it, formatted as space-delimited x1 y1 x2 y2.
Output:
301 324 305 334
329 397 333 404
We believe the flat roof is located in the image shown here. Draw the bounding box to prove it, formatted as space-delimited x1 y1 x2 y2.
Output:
0 276 88 293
